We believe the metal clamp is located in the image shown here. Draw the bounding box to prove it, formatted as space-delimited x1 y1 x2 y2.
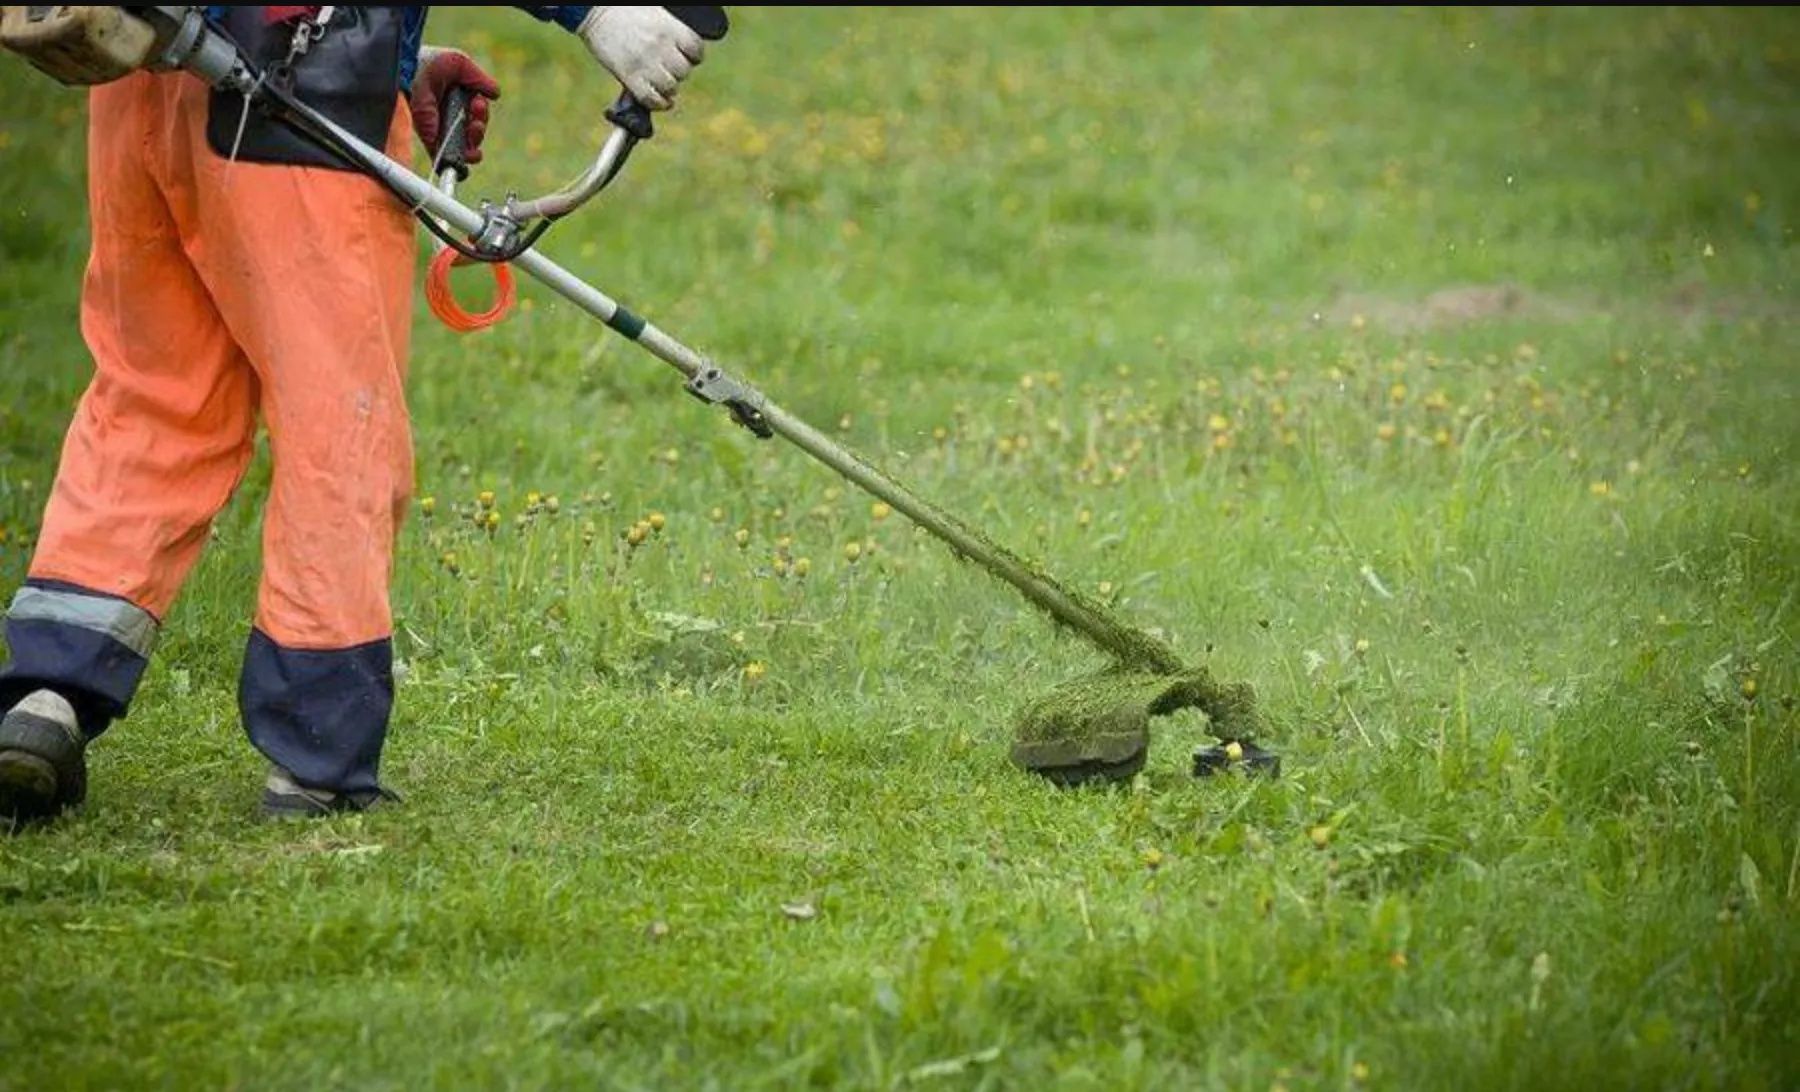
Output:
685 363 773 439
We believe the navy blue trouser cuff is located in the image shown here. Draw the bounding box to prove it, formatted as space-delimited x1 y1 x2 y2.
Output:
240 628 393 795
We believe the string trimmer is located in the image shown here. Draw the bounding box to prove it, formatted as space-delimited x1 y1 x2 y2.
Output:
2 6 1279 785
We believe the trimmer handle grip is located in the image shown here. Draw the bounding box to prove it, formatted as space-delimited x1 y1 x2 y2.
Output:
438 85 474 181
603 6 730 142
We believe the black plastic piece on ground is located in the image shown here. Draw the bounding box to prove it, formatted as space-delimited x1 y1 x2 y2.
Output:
1194 740 1281 779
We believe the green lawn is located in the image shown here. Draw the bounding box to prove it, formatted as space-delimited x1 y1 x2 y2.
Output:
2 7 1797 1089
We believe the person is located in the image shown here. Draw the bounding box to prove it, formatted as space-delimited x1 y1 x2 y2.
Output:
0 6 711 824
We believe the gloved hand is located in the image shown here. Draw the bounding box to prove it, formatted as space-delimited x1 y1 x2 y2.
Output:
411 47 502 165
578 6 706 112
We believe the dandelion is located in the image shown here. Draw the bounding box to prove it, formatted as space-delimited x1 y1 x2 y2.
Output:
1433 428 1453 448
1224 741 1244 762
478 490 496 510
1308 824 1332 849
648 512 667 533
772 555 789 577
525 491 542 510
1351 1062 1370 1083
1377 423 1398 442
843 541 863 563
743 661 766 683
626 524 648 547
709 506 726 523
734 528 751 549
871 502 892 521
420 496 436 518
1077 508 1092 530
1354 638 1371 656
793 557 812 578
440 550 459 574
484 510 501 532
1589 480 1612 497
1207 413 1231 433
1141 847 1165 869
545 495 561 515
1742 677 1758 701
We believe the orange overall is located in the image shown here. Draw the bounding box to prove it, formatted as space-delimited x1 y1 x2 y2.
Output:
0 72 417 793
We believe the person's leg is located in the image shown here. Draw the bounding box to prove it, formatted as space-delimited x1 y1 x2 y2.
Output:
163 78 419 803
1 74 259 820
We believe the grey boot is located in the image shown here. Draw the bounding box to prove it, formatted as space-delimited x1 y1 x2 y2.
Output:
0 690 86 824
262 765 399 819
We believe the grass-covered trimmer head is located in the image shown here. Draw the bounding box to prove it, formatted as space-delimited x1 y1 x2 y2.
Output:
1010 664 1276 786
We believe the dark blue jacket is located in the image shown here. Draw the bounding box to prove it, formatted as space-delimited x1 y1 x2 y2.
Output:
204 7 594 90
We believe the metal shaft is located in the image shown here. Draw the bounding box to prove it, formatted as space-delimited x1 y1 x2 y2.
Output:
299 101 1185 675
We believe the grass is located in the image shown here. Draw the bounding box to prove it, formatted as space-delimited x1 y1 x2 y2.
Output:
1 6 1797 1089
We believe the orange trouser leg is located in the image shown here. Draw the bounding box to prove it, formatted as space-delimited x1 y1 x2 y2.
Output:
158 76 418 793
2 74 260 732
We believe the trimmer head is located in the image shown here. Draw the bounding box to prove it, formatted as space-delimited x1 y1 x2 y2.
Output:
1010 665 1271 786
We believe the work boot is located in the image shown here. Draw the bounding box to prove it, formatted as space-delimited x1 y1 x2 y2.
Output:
262 766 400 819
0 689 87 825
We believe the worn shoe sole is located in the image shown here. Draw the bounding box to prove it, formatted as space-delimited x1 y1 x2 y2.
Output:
0 749 61 822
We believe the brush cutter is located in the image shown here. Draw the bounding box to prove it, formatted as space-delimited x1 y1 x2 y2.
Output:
2 5 1278 785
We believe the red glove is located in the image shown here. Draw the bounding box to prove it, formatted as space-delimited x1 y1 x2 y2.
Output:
411 48 502 166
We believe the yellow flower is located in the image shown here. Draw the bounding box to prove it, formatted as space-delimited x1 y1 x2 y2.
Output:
1224 741 1244 762
870 502 892 521
843 541 863 563
734 528 751 549
1308 825 1332 849
478 491 496 510
1377 423 1398 442
1590 480 1612 497
648 512 667 533
1207 413 1231 433
420 496 436 518
793 557 812 578
743 661 766 682
626 524 648 547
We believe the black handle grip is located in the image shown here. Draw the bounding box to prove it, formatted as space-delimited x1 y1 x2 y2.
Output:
603 7 730 142
667 6 729 41
439 85 473 180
